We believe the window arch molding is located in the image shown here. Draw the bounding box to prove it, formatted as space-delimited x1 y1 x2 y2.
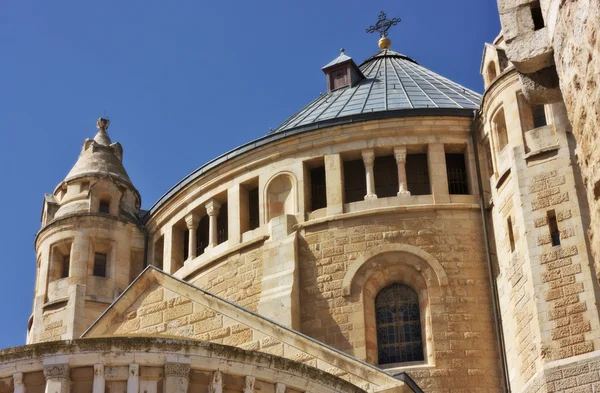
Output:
342 245 445 367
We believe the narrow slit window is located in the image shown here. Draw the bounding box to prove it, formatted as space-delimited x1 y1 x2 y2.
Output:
445 153 469 195
61 255 70 279
344 159 366 203
248 187 259 230
406 154 430 195
548 210 560 246
217 203 228 244
493 108 508 152
532 105 547 128
507 217 515 252
310 166 327 211
531 4 545 30
374 156 399 198
197 215 209 256
93 253 107 277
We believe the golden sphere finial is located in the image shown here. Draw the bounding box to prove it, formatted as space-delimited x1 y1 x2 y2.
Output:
378 36 392 50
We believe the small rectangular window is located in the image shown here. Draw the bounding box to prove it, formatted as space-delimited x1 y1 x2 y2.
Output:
61 255 70 279
406 154 430 195
310 166 327 211
507 217 515 252
374 156 399 198
548 210 560 246
343 159 366 203
248 187 259 230
446 153 469 195
531 4 545 30
99 201 110 214
532 105 547 128
93 253 107 277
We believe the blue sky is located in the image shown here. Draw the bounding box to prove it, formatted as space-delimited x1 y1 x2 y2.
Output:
0 1 500 348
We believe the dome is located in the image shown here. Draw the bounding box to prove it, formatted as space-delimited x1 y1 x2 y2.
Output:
63 118 133 187
271 49 481 134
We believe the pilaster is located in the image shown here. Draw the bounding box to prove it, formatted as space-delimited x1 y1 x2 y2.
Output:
428 143 450 203
228 185 243 245
259 214 299 329
92 364 105 393
324 154 344 215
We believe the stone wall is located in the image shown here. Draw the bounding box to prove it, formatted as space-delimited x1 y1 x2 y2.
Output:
496 0 600 281
187 245 263 312
298 209 503 392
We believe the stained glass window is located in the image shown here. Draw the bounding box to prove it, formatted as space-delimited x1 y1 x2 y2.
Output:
375 283 424 365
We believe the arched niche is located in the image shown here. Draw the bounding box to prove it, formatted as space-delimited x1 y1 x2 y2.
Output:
264 173 297 222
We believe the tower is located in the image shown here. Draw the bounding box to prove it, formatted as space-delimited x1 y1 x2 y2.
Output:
29 118 146 343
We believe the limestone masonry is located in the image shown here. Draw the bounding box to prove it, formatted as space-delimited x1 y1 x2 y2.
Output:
3 7 600 393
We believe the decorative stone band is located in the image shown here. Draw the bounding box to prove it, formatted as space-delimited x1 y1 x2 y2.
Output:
43 364 70 380
164 362 191 378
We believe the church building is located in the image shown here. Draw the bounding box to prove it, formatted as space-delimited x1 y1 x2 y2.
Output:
1 10 598 393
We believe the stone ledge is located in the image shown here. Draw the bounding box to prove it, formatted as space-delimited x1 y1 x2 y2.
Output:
295 203 480 231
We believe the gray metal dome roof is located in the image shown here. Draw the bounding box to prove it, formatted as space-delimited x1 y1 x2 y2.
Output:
271 50 481 134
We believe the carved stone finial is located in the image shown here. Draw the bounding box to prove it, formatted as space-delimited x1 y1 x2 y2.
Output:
97 117 110 132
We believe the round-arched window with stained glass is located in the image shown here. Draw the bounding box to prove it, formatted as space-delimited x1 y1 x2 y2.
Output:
375 283 424 365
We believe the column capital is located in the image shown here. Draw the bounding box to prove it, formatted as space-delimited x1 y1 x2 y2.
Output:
361 149 375 166
210 371 223 393
275 383 286 393
94 364 104 377
185 213 201 229
164 362 190 378
44 364 70 380
393 146 407 163
243 376 256 393
13 372 23 387
129 363 139 377
205 200 222 217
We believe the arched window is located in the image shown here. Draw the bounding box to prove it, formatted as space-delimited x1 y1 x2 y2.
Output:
375 283 424 365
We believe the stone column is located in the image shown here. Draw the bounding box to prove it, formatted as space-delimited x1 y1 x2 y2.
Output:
209 371 222 393
324 154 344 215
43 364 70 393
164 363 190 393
243 376 255 393
205 200 221 248
276 383 286 393
92 364 105 393
13 372 24 393
427 143 450 204
185 213 200 261
361 149 377 200
394 146 410 196
127 364 139 393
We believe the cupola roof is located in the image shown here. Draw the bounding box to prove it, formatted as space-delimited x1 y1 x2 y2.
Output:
271 49 481 134
62 118 133 187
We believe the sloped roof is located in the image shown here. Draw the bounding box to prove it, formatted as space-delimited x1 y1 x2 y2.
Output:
272 50 481 134
82 266 410 392
63 128 133 187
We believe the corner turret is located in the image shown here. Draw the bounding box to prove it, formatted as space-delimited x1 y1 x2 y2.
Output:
29 119 146 344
